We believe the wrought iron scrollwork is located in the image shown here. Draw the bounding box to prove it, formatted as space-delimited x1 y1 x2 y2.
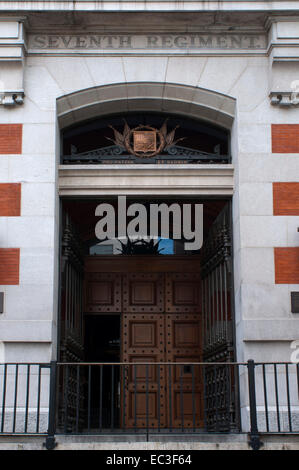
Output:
62 143 229 164
166 144 228 162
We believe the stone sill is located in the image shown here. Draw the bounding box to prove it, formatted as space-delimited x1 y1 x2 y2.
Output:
58 163 234 195
59 163 234 172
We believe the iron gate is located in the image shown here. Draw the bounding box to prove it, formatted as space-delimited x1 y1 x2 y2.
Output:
201 203 239 431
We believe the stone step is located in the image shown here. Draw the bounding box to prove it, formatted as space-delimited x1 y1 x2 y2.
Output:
0 433 299 450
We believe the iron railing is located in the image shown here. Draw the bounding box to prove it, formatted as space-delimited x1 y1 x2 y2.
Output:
0 363 51 435
55 362 238 435
1 361 299 450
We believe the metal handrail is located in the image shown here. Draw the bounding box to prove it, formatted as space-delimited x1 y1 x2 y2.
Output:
56 361 296 366
1 360 299 451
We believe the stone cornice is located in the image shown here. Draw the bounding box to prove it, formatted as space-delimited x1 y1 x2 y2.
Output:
0 1 298 13
266 17 299 107
267 17 299 61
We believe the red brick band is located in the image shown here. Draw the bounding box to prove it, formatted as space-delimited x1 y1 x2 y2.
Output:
272 124 299 154
0 183 21 216
273 182 299 216
274 247 299 284
0 248 20 285
0 124 22 154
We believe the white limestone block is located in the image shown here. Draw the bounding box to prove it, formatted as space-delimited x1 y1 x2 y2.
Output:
198 57 248 95
165 57 207 87
240 247 274 284
0 217 8 246
241 283 290 319
8 155 55 183
19 247 54 285
22 123 55 155
3 342 52 363
242 319 299 341
122 56 168 83
84 57 125 86
238 182 273 216
3 285 54 320
6 218 55 249
24 64 63 111
21 183 55 217
238 123 271 153
287 217 299 246
35 57 95 94
230 64 268 112
0 62 23 91
0 320 53 342
240 216 287 247
238 153 299 183
0 155 8 181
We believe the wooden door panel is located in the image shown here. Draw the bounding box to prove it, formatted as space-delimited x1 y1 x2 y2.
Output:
172 388 203 426
84 272 121 313
123 273 164 313
129 321 158 349
122 313 166 428
126 388 164 428
166 315 202 357
173 321 201 349
122 270 204 429
166 313 203 428
125 370 166 428
123 314 165 354
166 273 201 313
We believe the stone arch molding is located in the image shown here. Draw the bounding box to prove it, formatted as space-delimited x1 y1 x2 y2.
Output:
56 82 236 130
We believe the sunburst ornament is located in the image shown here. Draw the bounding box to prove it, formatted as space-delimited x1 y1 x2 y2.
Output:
106 119 184 158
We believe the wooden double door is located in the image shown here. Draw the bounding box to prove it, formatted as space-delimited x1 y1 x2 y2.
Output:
84 256 203 429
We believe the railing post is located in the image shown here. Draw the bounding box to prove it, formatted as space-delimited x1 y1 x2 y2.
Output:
45 361 57 450
247 359 263 450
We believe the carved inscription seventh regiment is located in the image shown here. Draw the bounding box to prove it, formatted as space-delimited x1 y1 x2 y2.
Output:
29 33 266 51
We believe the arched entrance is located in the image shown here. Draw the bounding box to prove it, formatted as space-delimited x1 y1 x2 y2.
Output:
56 85 238 434
56 82 236 131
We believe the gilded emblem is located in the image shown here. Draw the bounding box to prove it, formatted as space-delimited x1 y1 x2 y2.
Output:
133 130 156 153
107 119 184 158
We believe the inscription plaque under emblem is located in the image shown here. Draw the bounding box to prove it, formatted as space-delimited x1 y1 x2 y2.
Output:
133 131 156 153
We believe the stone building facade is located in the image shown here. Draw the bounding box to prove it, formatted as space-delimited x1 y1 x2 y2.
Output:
0 0 299 450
